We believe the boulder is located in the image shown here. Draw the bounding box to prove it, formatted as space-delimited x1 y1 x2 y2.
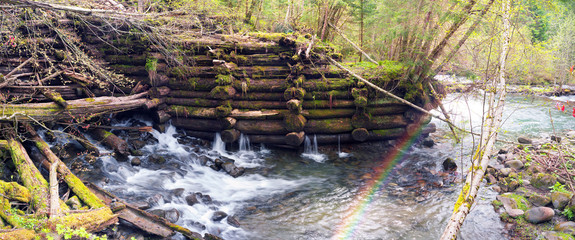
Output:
212 211 228 222
66 196 82 210
222 161 245 178
541 231 570 240
505 160 524 170
149 209 166 218
148 194 165 207
172 188 185 197
198 156 210 165
566 131 575 139
551 191 573 210
500 168 513 177
555 221 575 234
204 233 225 240
525 207 555 224
529 193 551 207
130 139 147 149
551 136 562 143
532 173 557 190
518 136 533 144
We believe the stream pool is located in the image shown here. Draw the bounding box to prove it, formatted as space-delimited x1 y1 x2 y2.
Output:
72 92 574 240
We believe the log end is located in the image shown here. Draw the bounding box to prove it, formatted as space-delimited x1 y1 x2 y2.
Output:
351 128 369 142
221 129 241 143
285 131 305 146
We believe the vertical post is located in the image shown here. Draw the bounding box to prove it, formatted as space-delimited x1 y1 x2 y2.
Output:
49 162 60 219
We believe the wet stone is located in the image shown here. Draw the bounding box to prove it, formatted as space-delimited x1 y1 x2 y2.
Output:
204 233 225 240
518 136 533 144
172 188 185 197
555 221 575 234
212 211 228 222
165 208 180 223
185 194 199 206
185 220 206 230
227 215 241 228
148 154 166 164
149 209 166 218
500 168 513 177
132 201 151 210
541 231 565 240
422 138 434 148
147 194 164 207
131 157 141 166
198 156 210 165
525 207 555 224
130 139 146 150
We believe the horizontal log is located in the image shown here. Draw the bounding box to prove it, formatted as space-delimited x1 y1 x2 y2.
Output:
366 105 411 116
235 120 288 135
172 117 226 131
304 118 354 134
221 129 241 143
168 89 351 101
168 66 291 79
184 130 216 140
89 128 129 157
246 134 289 145
301 78 355 91
231 79 290 93
168 78 218 91
302 109 355 119
352 115 408 130
285 131 305 146
191 53 288 66
302 100 355 109
230 109 282 120
313 133 353 144
171 35 292 54
109 65 148 76
368 128 406 140
166 97 222 108
0 93 148 123
303 90 351 100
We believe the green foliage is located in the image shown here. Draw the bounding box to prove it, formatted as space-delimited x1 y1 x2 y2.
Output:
56 224 107 240
550 182 569 193
145 57 158 72
563 208 575 220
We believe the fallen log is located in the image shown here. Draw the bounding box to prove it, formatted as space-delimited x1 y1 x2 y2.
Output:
0 229 35 240
26 125 106 209
0 92 148 123
7 138 49 213
89 128 130 157
85 182 202 239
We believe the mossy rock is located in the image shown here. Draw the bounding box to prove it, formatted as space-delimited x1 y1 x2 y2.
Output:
284 87 306 101
532 173 558 190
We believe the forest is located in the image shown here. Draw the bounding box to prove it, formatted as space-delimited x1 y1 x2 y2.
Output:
0 0 574 239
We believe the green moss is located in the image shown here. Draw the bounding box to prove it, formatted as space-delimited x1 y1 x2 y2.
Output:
284 114 306 132
145 57 158 72
215 105 232 118
215 74 234 86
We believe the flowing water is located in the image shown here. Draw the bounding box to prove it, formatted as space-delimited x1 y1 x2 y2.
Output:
69 92 575 240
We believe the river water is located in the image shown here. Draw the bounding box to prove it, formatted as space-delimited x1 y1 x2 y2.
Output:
71 92 574 240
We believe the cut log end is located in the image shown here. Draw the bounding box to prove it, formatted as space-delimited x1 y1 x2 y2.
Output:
285 131 305 146
221 129 241 143
351 128 369 142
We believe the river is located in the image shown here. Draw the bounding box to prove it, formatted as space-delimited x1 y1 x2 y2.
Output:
72 92 574 240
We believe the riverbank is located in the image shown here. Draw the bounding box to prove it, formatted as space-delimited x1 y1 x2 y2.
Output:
469 129 575 239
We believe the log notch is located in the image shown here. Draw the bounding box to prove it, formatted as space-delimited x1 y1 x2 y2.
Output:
285 131 305 146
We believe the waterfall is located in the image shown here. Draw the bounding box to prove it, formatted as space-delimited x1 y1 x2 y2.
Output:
239 133 251 152
212 132 226 154
302 134 326 162
337 135 350 158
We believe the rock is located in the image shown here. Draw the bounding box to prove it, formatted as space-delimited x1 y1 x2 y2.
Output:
149 209 166 218
518 136 533 144
422 138 435 148
185 194 199 206
498 147 509 154
222 161 245 178
198 156 210 165
566 131 575 139
165 208 180 223
551 191 573 210
212 211 228 222
214 158 224 169
492 185 502 193
486 174 498 184
500 168 513 177
551 136 562 143
130 139 147 149
507 209 524 218
172 188 185 197
505 160 524 170
132 201 151 210
186 220 206 230
525 207 555 224
442 158 457 172
532 173 558 190
195 192 212 204
148 154 166 164
148 194 165 207
555 221 575 234
529 193 551 207
507 180 520 192
130 149 144 156
227 215 241 227
541 231 569 240
131 157 141 166
497 154 507 162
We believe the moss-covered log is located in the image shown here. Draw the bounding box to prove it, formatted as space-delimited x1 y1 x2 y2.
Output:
302 78 355 91
168 66 292 79
230 109 283 120
351 114 408 130
246 134 290 145
0 229 35 240
184 130 216 140
28 128 106 209
284 87 306 100
166 97 222 107
302 109 355 119
235 120 288 134
303 90 351 100
366 105 411 116
7 138 49 213
167 106 283 120
0 93 148 123
368 128 406 140
55 207 118 232
191 53 287 66
231 79 290 93
302 99 355 109
284 113 306 132
286 99 302 113
313 134 354 144
304 118 354 134
169 90 285 101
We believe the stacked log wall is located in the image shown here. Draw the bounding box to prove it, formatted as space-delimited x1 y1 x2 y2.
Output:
0 17 431 147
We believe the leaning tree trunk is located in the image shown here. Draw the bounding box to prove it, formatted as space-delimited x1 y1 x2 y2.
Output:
440 0 510 238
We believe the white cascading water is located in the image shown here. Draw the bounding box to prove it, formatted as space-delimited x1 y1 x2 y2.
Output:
302 135 326 162
97 123 314 239
238 134 251 152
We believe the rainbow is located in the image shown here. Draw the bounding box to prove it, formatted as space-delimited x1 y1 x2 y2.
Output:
331 122 427 240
